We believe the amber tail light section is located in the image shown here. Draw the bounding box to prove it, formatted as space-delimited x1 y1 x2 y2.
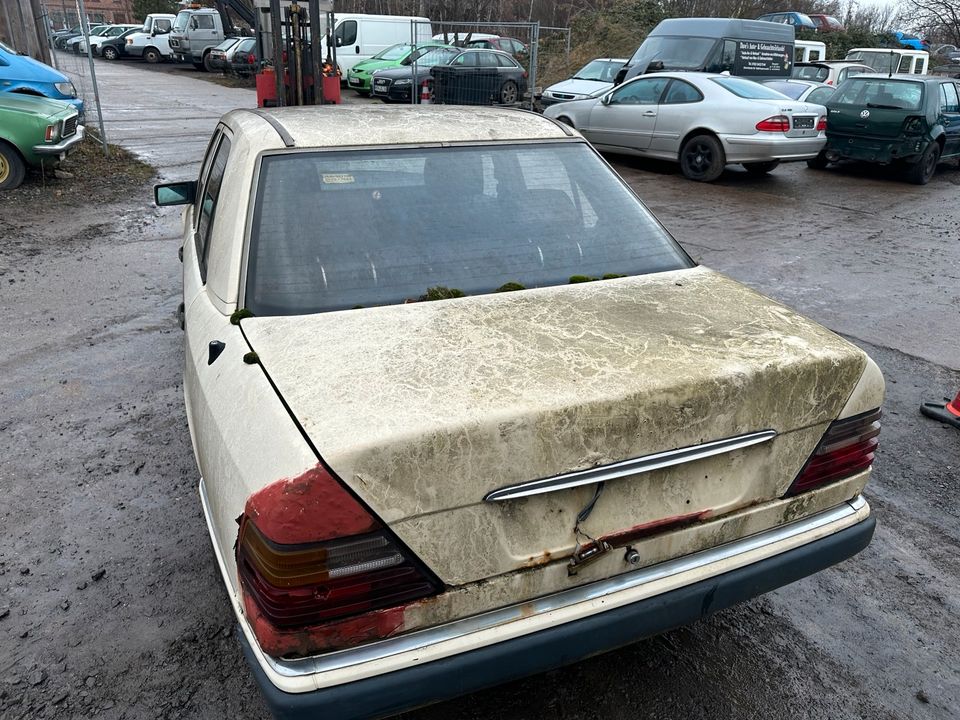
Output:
237 464 440 630
784 408 881 496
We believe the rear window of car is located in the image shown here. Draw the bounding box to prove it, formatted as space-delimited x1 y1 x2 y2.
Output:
245 143 693 316
792 65 829 82
713 77 789 100
763 81 807 99
832 78 924 111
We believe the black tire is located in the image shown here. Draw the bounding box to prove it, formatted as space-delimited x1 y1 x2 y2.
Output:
192 61 204 71
143 47 161 64
679 134 725 182
743 160 780 175
0 142 27 191
499 80 519 105
202 52 215 73
556 115 574 128
102 46 118 61
806 150 830 170
905 142 941 185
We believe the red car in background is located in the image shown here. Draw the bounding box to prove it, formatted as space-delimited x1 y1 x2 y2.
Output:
809 14 845 32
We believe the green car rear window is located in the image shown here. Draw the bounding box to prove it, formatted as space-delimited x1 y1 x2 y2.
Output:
832 78 923 111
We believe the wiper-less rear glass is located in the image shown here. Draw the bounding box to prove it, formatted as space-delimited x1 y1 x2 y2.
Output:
246 143 693 316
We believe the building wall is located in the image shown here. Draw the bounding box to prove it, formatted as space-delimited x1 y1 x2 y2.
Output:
46 0 137 29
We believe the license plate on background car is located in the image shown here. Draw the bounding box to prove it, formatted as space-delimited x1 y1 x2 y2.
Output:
349 78 361 85
375 79 389 86
793 117 815 129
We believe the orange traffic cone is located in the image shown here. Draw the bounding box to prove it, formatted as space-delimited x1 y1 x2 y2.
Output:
920 389 960 429
419 80 432 105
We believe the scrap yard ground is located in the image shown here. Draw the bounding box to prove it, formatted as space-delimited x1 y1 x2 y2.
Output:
0 58 958 719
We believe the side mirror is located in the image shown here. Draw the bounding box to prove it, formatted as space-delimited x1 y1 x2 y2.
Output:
600 93 612 105
335 37 342 47
155 180 197 207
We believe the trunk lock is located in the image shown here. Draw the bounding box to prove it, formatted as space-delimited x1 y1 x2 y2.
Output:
624 547 641 566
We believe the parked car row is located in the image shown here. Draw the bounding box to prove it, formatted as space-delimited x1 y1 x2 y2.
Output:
0 93 84 190
542 66 959 185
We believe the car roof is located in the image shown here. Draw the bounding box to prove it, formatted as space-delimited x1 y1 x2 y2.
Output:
225 106 571 150
850 73 938 81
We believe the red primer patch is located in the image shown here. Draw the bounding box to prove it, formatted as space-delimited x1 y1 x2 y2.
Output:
244 463 379 544
599 509 711 546
242 591 405 657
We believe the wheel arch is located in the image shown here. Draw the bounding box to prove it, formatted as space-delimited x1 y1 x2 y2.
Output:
678 127 722 160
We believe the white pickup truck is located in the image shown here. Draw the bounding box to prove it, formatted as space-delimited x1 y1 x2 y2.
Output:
125 14 176 64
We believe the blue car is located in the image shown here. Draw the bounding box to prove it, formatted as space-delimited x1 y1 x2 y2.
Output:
893 31 929 51
0 39 84 117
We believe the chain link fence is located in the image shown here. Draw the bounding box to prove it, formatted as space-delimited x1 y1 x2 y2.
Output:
357 20 558 109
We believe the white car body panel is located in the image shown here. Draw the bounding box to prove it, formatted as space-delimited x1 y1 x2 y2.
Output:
326 15 432 76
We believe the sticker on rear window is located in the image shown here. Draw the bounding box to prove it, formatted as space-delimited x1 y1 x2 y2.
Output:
322 174 355 184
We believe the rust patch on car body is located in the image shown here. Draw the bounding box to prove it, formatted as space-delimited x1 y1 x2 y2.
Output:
242 591 406 658
598 509 713 547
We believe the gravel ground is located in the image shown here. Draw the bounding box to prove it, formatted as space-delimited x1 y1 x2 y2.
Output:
1 61 958 720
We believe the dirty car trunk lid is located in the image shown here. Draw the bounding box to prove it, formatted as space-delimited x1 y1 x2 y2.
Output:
242 267 866 586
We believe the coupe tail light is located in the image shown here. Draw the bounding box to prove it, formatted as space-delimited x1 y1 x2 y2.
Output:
756 115 790 132
816 115 827 131
785 408 880 496
237 464 440 630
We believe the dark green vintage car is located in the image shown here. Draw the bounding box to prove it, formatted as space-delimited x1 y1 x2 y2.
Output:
811 74 960 184
0 94 84 190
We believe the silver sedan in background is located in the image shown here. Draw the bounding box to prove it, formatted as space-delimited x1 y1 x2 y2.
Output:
544 72 827 181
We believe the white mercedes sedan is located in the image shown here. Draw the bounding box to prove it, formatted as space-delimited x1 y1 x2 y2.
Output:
154 106 881 719
544 71 828 181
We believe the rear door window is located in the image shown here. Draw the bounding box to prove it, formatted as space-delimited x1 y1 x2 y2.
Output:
940 82 960 113
195 136 231 281
662 79 703 104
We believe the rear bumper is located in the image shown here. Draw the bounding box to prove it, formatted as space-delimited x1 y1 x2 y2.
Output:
826 135 926 164
720 134 826 163
235 498 874 720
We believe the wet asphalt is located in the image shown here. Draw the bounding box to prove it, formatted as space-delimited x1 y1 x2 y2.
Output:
0 55 958 720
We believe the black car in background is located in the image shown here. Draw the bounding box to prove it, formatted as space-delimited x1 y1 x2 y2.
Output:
430 48 528 105
371 45 460 102
99 28 140 61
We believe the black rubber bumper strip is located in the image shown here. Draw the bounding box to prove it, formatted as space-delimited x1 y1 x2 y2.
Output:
239 515 876 720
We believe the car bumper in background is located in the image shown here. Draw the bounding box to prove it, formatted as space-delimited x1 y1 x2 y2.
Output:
347 76 371 91
826 135 925 164
721 134 826 162
209 483 873 720
33 125 85 156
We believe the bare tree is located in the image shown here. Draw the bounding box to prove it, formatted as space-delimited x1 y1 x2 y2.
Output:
904 0 960 44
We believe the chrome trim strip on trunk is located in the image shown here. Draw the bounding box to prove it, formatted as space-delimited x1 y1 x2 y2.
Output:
261 494 865 679
483 430 778 502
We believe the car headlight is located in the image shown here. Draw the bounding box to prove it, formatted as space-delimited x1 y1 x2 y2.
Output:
394 79 412 86
55 82 76 97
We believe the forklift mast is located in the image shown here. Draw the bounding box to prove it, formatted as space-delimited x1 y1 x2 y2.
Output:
214 0 256 32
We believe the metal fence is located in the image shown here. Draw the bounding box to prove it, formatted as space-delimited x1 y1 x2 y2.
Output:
348 19 567 110
41 1 108 152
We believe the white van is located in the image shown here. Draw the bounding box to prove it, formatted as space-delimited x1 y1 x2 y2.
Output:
845 48 929 75
795 40 825 63
327 14 432 75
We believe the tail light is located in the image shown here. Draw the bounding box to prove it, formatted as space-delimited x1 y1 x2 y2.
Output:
522 70 528 78
237 464 440 631
247 53 255 64
902 116 926 135
785 408 880 496
816 115 827 131
756 115 790 132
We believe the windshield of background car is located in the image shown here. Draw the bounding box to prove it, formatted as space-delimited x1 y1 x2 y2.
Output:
713 76 788 99
410 47 459 65
245 143 693 316
173 12 190 32
372 43 411 61
573 60 623 82
629 36 717 70
793 64 829 82
845 51 898 73
832 78 924 110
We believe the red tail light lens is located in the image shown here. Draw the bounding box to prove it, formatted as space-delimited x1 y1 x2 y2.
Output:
816 115 827 131
902 116 926 135
247 53 255 64
756 115 790 132
785 408 880 496
237 464 439 630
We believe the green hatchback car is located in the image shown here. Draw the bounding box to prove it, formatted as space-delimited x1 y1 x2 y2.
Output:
0 94 84 189
346 42 452 94
812 74 960 184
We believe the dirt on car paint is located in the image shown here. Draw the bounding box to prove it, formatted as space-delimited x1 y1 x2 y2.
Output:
0 145 958 720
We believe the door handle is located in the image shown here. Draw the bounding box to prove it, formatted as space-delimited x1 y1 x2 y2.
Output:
642 111 657 117
355 45 360 53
